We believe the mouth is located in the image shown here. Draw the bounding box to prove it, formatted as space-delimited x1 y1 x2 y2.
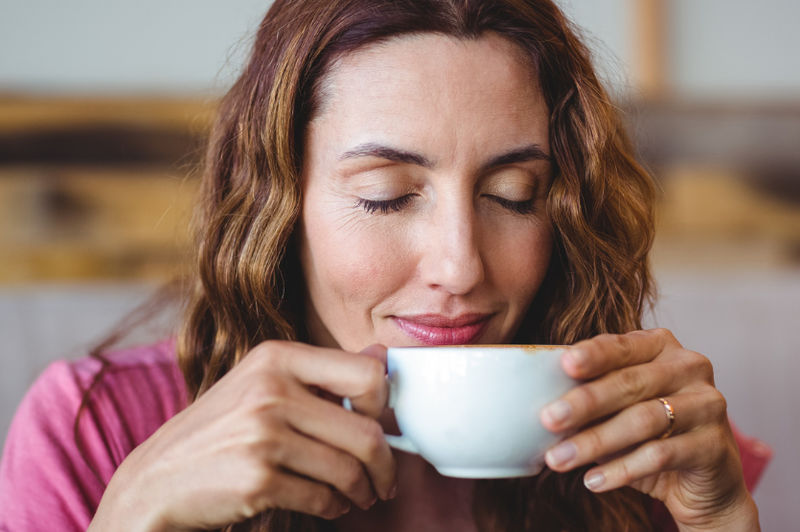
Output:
392 313 493 345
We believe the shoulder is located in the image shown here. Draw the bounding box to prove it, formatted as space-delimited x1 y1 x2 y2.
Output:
0 340 186 532
69 338 183 392
71 339 188 434
66 339 188 466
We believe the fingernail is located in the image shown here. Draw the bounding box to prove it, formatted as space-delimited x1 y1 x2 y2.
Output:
543 400 572 425
388 482 398 499
340 502 351 515
567 348 588 368
545 441 577 466
584 472 605 491
370 494 377 506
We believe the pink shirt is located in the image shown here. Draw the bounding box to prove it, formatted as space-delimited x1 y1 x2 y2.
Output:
0 342 772 531
0 342 186 531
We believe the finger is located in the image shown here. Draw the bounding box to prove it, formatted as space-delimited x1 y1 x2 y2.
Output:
254 467 351 520
542 354 682 431
544 392 722 472
347 344 389 415
580 426 729 493
286 394 397 501
277 429 376 510
562 329 682 380
253 341 388 419
359 343 388 365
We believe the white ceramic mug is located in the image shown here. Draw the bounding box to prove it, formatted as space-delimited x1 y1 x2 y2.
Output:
383 345 577 478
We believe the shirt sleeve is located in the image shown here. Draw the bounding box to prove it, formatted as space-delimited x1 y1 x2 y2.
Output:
0 360 112 532
730 422 772 493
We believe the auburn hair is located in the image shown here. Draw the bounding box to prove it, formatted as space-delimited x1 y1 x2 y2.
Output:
177 0 657 530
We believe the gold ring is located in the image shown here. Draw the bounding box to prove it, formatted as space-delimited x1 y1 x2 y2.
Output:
657 397 675 439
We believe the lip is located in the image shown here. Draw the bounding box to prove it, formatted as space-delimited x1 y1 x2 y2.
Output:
392 313 493 345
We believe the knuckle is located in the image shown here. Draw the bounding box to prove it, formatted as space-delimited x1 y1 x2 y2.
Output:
578 334 602 355
240 489 267 520
258 465 280 493
359 357 387 393
710 425 735 458
314 490 341 519
653 328 680 348
613 334 632 357
574 384 601 415
582 428 604 457
261 377 291 400
616 458 634 485
359 419 387 462
644 441 671 471
695 354 715 383
681 350 715 384
596 333 621 352
601 333 634 365
240 467 277 515
595 333 615 344
253 340 290 371
631 402 661 434
340 456 366 493
615 367 646 401
245 375 291 406
240 413 287 463
239 499 260 520
651 327 670 340
707 389 728 418
232 407 280 454
256 420 286 460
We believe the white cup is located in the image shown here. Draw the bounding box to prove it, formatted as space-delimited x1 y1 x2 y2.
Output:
383 345 577 478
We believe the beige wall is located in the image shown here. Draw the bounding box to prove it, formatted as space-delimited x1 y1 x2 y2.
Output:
3 0 800 98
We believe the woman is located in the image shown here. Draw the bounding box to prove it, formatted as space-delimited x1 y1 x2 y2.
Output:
0 0 768 531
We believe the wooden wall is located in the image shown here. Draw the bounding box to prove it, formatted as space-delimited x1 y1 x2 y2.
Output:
1 96 798 284
0 97 212 282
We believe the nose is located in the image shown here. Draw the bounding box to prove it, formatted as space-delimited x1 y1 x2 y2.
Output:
419 196 485 295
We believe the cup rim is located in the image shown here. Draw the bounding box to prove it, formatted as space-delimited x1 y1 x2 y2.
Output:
387 344 568 350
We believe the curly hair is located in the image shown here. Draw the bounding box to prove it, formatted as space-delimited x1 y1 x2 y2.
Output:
177 0 658 530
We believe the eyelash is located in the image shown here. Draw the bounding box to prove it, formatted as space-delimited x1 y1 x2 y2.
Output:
356 195 415 214
356 195 537 215
490 196 538 215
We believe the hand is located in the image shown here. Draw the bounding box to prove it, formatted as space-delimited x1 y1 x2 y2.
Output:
89 341 396 532
540 329 760 531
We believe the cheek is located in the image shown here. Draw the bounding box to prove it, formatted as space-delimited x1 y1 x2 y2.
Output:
300 208 414 313
485 221 553 305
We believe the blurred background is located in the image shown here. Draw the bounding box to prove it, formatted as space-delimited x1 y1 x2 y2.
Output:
1 0 798 528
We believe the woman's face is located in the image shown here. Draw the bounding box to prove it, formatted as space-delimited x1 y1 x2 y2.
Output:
298 33 554 352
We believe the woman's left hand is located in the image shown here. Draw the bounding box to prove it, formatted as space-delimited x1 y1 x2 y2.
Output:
540 328 760 532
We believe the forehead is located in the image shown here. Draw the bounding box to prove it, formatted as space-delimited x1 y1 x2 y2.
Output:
308 32 549 160
319 32 539 104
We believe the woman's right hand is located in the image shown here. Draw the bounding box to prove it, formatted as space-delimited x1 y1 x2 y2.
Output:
88 341 396 532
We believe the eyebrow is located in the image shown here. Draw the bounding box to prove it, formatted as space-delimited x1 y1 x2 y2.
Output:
338 142 551 171
479 145 551 172
339 143 434 167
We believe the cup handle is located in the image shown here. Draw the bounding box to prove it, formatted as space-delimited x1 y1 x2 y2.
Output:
342 378 421 456
384 434 420 454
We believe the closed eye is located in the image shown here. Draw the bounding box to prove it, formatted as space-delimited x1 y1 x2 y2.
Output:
356 194 538 215
487 196 537 215
356 195 414 214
